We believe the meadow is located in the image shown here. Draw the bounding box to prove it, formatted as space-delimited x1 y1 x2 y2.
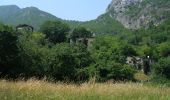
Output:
0 80 170 100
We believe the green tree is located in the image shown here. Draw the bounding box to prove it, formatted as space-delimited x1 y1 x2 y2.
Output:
70 27 92 41
72 44 93 81
90 35 136 81
119 44 137 57
156 42 170 58
153 57 170 79
0 24 20 78
95 61 135 81
18 32 49 78
47 43 92 81
40 20 70 44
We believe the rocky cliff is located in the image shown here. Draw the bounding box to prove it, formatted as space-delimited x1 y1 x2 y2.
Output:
106 0 170 29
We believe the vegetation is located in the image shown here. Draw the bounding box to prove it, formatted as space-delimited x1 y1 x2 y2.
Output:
0 1 170 99
80 14 130 34
0 25 20 78
40 20 70 44
0 17 170 83
153 57 170 79
0 5 131 34
70 27 92 39
0 80 170 100
0 20 136 82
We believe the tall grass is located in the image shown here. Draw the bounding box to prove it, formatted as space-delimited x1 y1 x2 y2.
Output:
0 79 170 100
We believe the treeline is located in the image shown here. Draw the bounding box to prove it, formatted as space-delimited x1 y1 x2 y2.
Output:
0 21 135 82
0 19 170 83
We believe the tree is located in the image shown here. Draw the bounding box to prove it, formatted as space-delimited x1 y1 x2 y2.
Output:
40 20 70 44
153 57 170 79
0 24 20 78
70 27 92 41
96 61 135 81
72 44 93 81
48 43 76 80
90 35 136 81
156 42 170 58
47 43 93 81
119 44 137 57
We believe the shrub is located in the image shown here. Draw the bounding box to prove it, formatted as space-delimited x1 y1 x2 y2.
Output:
0 25 20 78
153 57 170 79
107 62 135 81
47 43 93 82
40 20 70 44
96 61 136 81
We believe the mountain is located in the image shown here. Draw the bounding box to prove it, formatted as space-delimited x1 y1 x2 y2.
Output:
0 5 20 21
0 5 128 34
85 0 170 33
80 14 130 34
0 1 170 34
0 5 61 30
106 0 170 29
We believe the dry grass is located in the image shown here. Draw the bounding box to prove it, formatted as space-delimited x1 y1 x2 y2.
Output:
134 71 151 81
0 79 170 100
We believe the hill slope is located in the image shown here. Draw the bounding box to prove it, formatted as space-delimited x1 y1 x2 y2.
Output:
0 5 128 34
80 13 130 34
1 1 170 34
0 5 60 30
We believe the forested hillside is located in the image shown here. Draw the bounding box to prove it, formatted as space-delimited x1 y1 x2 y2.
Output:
0 5 127 34
0 5 60 30
1 0 170 34
0 0 170 84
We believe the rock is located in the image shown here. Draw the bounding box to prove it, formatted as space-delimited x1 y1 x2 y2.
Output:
106 0 170 29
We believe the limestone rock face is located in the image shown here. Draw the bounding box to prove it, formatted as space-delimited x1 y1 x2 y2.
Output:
106 0 170 29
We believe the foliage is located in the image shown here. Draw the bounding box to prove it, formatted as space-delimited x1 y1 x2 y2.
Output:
156 42 170 58
89 35 136 81
70 27 92 39
96 62 135 81
150 76 170 86
0 24 20 78
40 20 70 44
153 57 170 79
91 35 136 64
48 44 93 81
1 15 170 83
81 13 131 34
17 30 92 81
18 32 49 78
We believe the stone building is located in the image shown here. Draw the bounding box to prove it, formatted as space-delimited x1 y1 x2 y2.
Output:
126 56 153 74
126 56 143 71
69 33 95 49
16 24 34 32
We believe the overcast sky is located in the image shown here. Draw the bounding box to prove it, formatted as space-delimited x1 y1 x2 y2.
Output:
0 0 112 21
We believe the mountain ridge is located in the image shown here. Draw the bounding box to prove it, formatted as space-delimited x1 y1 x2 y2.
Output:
0 5 126 34
0 1 170 34
0 5 61 30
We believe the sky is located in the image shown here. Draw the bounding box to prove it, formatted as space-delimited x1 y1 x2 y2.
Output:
0 0 112 21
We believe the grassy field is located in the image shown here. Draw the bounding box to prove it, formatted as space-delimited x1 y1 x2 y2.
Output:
0 80 170 100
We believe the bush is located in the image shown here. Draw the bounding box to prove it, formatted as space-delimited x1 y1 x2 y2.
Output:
47 43 77 81
95 61 136 81
18 32 49 78
153 57 170 79
40 20 70 44
0 25 20 78
47 43 93 82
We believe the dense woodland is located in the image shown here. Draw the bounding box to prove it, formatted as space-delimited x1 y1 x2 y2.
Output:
0 19 170 83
